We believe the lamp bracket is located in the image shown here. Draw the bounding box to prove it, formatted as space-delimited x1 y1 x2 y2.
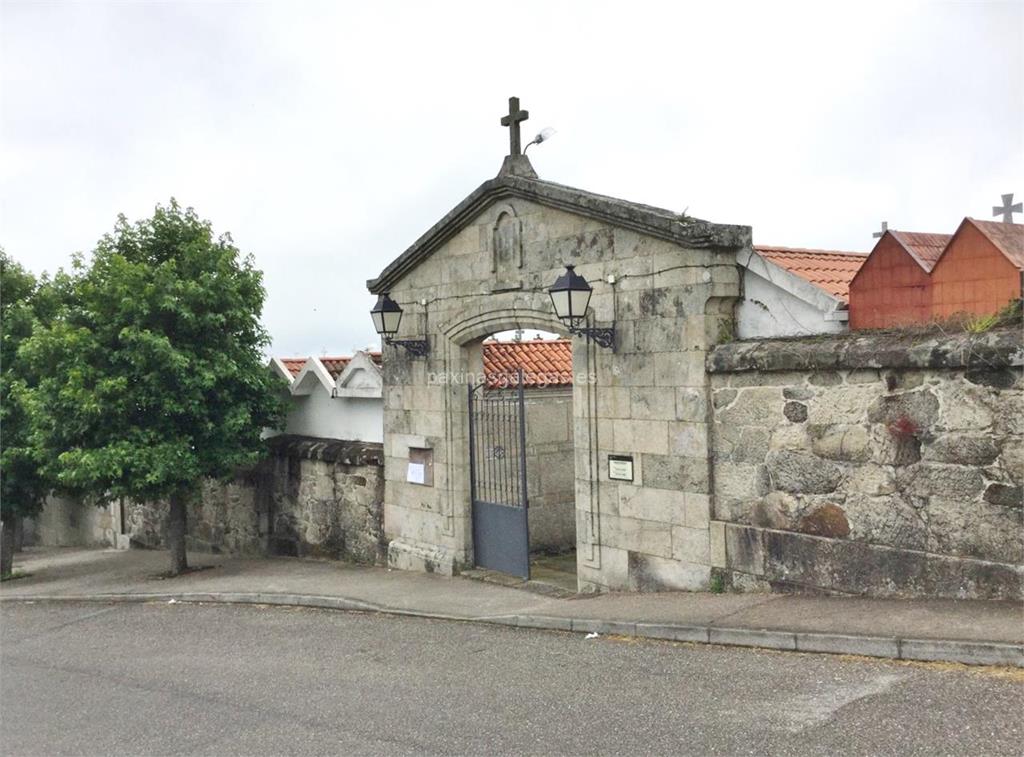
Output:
569 325 615 350
385 337 430 357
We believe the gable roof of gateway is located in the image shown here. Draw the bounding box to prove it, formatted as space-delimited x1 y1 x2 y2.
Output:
367 158 752 294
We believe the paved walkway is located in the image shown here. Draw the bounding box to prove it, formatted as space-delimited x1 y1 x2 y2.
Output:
3 547 1022 666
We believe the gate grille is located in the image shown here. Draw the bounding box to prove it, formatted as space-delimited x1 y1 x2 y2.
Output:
469 369 529 577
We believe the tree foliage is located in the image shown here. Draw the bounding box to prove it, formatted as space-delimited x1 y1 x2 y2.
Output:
20 201 284 571
1 249 51 523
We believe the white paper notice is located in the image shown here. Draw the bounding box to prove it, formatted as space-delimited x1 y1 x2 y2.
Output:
608 457 634 482
407 462 426 484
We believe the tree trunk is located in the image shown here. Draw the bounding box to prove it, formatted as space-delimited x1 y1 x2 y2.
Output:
167 492 189 576
1 518 15 577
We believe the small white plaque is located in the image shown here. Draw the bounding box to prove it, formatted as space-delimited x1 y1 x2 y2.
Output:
608 455 634 482
407 462 426 484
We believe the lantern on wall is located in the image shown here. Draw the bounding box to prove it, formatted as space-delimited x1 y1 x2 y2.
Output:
547 265 615 349
370 293 429 357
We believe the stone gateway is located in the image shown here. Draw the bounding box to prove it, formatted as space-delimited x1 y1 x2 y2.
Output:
368 98 750 591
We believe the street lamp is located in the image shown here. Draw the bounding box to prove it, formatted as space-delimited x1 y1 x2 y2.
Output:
548 265 615 349
370 293 430 357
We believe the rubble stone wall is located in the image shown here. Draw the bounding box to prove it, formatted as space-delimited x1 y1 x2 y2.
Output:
707 328 1023 599
125 435 386 564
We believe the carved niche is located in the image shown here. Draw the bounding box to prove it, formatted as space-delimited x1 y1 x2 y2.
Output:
489 204 523 290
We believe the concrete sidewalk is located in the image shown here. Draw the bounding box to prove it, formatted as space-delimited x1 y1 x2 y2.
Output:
3 547 1022 667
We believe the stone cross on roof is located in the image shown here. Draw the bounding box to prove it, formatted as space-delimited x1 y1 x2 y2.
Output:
500 97 529 157
993 193 1022 224
872 221 888 239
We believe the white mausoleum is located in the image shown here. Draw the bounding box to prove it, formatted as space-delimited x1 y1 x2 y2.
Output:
267 351 384 443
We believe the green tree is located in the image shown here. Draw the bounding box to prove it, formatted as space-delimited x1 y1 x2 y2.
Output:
20 201 283 575
1 250 53 575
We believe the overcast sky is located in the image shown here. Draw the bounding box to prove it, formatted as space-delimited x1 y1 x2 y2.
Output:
2 1 1020 356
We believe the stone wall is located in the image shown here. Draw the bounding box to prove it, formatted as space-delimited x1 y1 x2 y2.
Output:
522 389 576 553
707 328 1023 599
126 435 386 564
22 495 116 549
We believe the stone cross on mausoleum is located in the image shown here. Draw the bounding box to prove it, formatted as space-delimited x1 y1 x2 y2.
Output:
993 193 1022 224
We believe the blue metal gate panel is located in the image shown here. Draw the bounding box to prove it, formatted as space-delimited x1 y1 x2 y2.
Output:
468 371 530 579
471 499 529 579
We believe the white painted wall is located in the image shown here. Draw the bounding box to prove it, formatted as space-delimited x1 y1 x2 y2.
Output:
265 352 385 443
279 391 383 443
736 269 847 338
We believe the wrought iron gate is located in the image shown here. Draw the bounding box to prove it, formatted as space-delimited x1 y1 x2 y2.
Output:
468 370 529 578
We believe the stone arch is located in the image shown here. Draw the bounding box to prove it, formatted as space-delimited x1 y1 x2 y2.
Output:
435 306 598 578
443 306 565 347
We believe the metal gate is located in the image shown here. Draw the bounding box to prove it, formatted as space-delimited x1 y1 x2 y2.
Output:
468 369 529 578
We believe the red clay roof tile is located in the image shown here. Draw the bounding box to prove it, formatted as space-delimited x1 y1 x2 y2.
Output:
482 340 573 388
319 352 383 379
753 245 868 302
319 357 351 380
280 358 306 378
277 352 382 381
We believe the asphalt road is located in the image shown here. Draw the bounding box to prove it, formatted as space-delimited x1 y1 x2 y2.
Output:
1 602 1021 756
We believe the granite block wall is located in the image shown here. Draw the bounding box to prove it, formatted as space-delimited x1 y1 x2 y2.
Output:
521 389 576 553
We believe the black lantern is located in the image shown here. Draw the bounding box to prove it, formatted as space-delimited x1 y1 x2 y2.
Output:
548 265 593 329
370 293 403 338
370 293 429 357
547 265 615 349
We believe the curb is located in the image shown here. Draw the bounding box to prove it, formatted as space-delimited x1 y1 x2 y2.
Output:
3 592 1021 668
